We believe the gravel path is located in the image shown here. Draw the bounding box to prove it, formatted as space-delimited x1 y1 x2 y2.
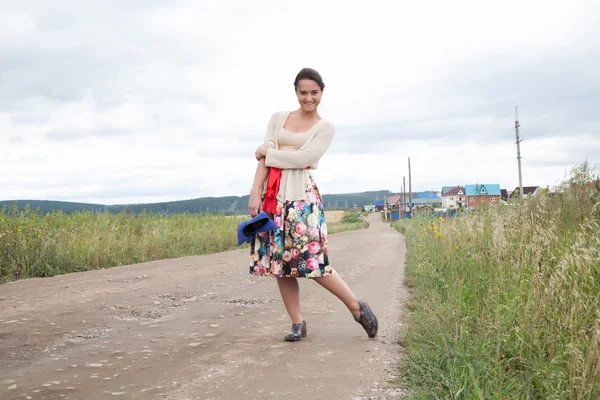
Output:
0 213 408 400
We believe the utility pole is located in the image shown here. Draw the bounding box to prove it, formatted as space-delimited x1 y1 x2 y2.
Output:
384 196 387 222
515 107 524 199
408 157 413 203
402 176 406 219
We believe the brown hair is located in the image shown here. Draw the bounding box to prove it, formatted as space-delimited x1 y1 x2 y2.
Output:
293 68 325 91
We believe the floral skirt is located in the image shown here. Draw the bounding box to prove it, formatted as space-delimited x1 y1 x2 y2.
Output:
249 174 335 278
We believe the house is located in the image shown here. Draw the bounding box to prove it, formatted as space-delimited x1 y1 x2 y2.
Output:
385 195 397 210
385 195 403 210
385 194 411 219
510 186 541 199
501 189 509 201
363 204 376 212
374 201 383 212
386 195 409 211
441 186 465 210
441 186 458 195
465 184 501 209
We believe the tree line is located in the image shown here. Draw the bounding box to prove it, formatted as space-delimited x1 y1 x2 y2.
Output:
0 190 393 215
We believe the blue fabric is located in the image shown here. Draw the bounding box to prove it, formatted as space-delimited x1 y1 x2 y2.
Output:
237 212 277 245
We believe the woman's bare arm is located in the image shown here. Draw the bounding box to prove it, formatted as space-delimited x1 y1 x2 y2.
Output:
248 158 268 216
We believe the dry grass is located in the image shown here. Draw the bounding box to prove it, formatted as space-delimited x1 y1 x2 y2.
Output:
0 209 243 282
325 210 346 224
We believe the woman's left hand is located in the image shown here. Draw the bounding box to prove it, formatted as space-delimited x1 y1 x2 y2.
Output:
255 146 268 161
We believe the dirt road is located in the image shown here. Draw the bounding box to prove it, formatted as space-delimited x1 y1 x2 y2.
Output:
0 214 408 400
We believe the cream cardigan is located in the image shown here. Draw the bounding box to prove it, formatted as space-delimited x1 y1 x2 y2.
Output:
261 111 335 203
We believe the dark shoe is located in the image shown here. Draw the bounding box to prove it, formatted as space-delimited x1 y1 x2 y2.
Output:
284 320 307 342
354 297 378 338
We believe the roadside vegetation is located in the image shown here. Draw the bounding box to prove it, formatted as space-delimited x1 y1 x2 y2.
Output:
0 208 368 283
328 210 370 234
395 163 599 399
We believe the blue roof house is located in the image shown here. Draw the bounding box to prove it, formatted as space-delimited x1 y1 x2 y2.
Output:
465 184 502 209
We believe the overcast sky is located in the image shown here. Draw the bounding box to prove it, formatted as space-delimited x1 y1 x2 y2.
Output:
2 0 599 205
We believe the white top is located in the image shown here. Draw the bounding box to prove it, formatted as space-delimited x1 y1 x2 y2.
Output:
278 127 312 151
261 111 336 202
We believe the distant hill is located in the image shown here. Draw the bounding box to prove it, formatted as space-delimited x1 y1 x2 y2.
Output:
0 190 404 215
321 190 391 209
0 200 107 215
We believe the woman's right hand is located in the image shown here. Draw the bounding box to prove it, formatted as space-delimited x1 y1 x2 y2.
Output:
248 190 261 217
255 145 268 161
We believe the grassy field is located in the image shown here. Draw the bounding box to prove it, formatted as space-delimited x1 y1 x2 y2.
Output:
395 164 599 399
327 210 370 234
0 207 367 283
324 210 346 223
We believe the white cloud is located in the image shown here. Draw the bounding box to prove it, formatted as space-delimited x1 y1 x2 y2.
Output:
1 0 599 204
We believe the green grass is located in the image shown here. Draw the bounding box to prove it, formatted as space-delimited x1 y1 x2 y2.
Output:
395 163 600 399
328 211 370 233
328 221 369 234
0 206 246 283
0 206 370 283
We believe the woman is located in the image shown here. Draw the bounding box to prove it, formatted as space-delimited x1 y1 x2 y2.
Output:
248 68 378 342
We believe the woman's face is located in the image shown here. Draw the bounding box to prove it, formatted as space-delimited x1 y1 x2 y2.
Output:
296 79 322 113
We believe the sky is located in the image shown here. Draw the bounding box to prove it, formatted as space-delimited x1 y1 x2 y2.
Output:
1 0 599 205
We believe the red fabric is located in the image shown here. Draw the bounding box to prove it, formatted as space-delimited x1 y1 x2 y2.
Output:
262 167 282 214
262 167 310 214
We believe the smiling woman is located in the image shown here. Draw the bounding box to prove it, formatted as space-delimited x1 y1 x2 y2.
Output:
293 68 325 115
246 67 379 342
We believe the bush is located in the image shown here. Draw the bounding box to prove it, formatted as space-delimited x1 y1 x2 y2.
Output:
341 213 362 224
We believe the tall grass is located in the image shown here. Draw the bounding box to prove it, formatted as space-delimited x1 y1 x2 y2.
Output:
0 207 244 282
396 163 600 399
0 207 369 283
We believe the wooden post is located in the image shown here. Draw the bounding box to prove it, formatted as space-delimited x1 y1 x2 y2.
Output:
408 157 413 218
383 196 387 222
402 176 406 219
408 157 413 203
